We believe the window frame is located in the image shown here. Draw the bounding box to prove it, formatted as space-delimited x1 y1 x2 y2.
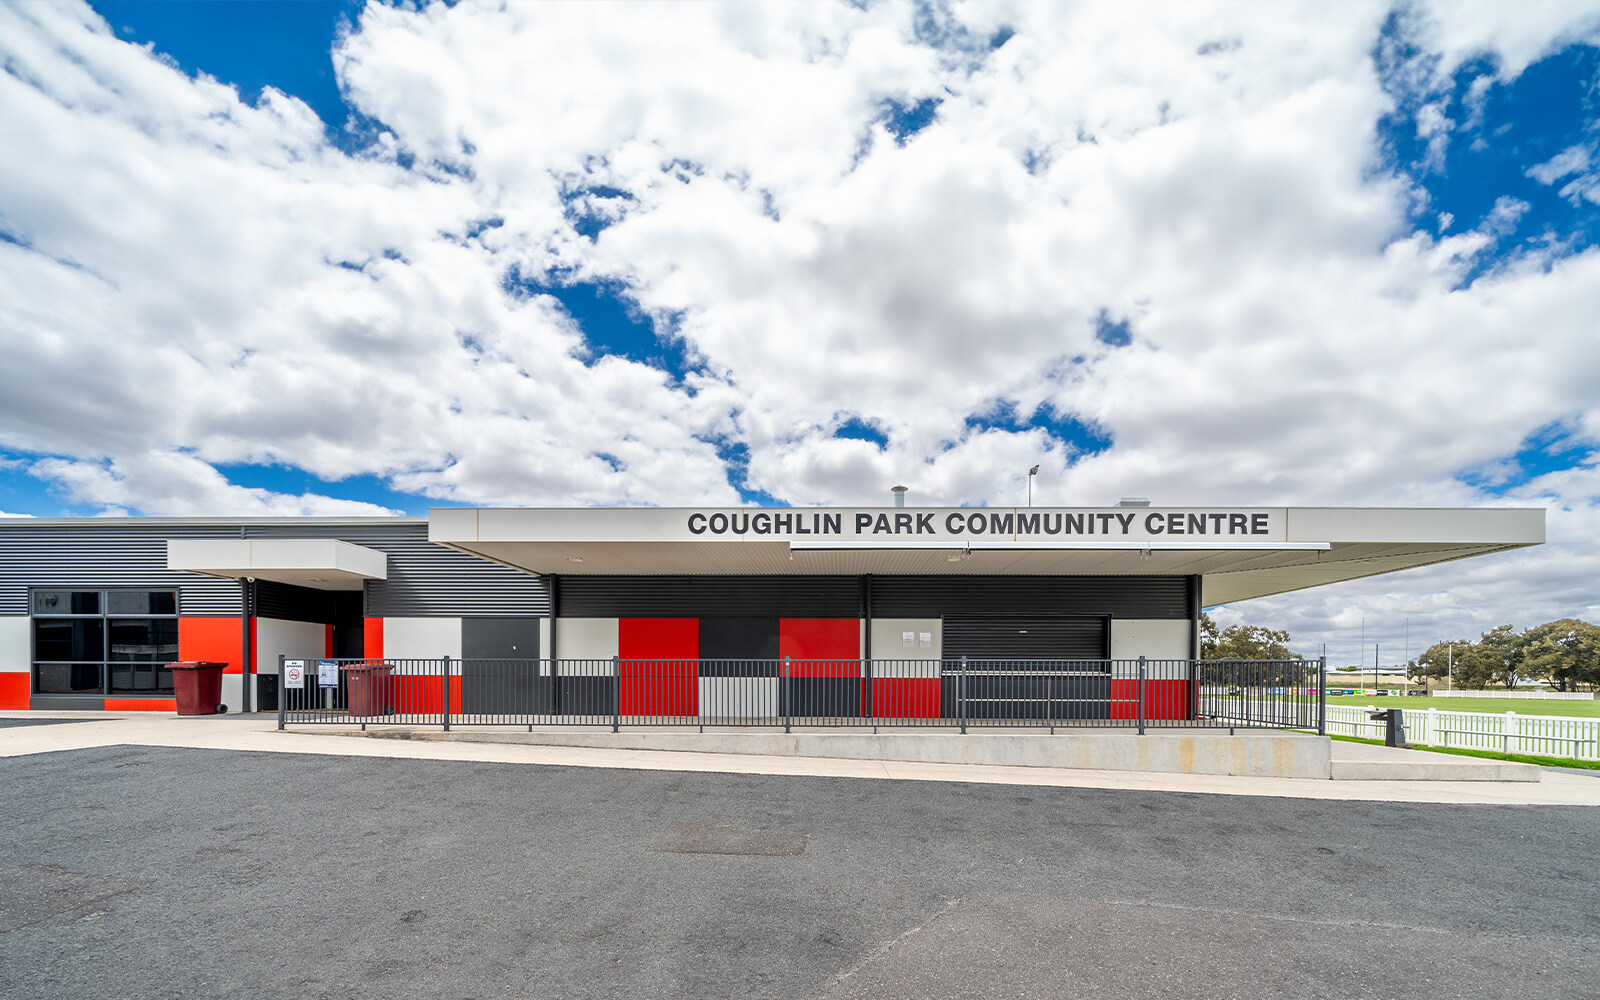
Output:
30 588 182 698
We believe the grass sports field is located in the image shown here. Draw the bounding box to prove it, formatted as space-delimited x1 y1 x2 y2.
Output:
1323 693 1600 718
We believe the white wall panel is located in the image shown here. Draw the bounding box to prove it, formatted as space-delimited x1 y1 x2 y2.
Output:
0 617 29 673
383 617 462 660
556 618 618 674
1109 619 1193 660
698 677 778 718
255 618 326 675
870 619 941 660
221 674 243 713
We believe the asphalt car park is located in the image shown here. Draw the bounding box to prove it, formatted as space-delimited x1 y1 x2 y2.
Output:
1 742 1597 1000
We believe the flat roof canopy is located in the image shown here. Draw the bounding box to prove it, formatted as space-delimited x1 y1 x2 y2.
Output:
429 505 1544 605
167 539 387 591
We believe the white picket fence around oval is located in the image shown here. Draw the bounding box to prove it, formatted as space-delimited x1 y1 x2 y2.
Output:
1325 704 1600 760
1431 690 1594 701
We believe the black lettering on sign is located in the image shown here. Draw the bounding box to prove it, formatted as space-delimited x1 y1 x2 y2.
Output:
916 513 934 534
1145 512 1164 534
895 512 913 534
1252 513 1269 535
688 513 707 534
824 513 842 534
709 513 728 534
730 513 749 535
1017 513 1039 534
752 513 771 535
856 513 873 534
946 513 965 533
1229 514 1248 534
968 512 987 533
1114 512 1135 533
1063 513 1084 534
1167 512 1184 535
774 513 793 533
874 513 892 534
989 513 1012 534
1043 513 1063 535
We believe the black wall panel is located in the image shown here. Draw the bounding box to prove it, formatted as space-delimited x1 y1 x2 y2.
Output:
871 576 1191 619
255 581 355 624
698 617 779 673
559 576 860 618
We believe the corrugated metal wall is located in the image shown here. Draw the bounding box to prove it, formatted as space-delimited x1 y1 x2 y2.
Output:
0 520 550 618
942 615 1109 659
869 576 1192 618
241 523 550 617
0 523 247 616
559 576 861 618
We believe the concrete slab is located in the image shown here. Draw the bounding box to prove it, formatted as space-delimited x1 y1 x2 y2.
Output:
1 712 1596 806
1330 740 1542 781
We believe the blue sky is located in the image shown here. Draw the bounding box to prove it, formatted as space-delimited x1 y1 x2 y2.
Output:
2 1 1598 655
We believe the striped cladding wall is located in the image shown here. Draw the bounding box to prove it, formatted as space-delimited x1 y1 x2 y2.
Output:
0 523 250 616
0 520 550 618
561 575 1194 619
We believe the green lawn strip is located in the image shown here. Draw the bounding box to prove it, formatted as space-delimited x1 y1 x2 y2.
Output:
1322 694 1600 718
1326 733 1600 770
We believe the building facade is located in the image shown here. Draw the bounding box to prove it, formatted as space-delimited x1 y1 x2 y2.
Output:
0 505 1544 717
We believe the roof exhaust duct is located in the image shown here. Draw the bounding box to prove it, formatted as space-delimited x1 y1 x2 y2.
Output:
891 485 908 507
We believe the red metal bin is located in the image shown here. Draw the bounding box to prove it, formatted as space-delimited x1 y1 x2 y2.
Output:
341 662 395 718
168 661 228 716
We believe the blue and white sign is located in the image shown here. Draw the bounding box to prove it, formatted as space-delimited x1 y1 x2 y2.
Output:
317 659 339 689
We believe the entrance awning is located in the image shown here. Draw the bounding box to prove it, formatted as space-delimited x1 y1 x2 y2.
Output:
167 539 387 591
427 505 1543 604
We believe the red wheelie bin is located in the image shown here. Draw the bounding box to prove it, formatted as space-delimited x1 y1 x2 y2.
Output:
341 662 395 717
168 661 229 715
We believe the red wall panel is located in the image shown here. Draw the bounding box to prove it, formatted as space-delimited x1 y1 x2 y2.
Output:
618 618 697 716
0 673 30 710
394 675 461 715
870 678 939 719
1110 679 1191 720
364 618 384 660
178 617 243 674
105 698 176 712
780 619 859 677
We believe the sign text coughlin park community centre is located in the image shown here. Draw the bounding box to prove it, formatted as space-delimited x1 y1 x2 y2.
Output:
685 509 1279 540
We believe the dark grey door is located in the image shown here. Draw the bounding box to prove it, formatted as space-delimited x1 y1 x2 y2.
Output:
461 618 543 715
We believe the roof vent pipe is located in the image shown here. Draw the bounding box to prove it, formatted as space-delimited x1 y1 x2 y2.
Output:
1116 497 1151 507
891 485 908 507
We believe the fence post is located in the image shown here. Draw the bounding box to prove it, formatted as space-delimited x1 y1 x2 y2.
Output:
1137 657 1146 736
784 656 791 734
1503 711 1516 754
959 656 968 735
612 656 620 733
1318 656 1327 736
276 654 286 730
441 655 452 731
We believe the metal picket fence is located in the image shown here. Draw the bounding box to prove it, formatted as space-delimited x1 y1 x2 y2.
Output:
1326 703 1600 760
277 655 1325 734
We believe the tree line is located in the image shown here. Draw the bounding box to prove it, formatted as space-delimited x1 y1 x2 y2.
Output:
1407 620 1600 691
1201 613 1600 691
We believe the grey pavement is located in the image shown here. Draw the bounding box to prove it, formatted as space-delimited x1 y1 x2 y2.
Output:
1 725 1598 999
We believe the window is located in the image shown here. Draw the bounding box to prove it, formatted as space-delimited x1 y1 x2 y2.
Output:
31 590 180 696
